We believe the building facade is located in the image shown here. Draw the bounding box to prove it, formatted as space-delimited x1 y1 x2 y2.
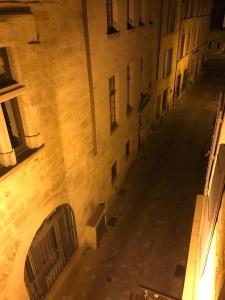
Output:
183 91 225 300
0 1 212 299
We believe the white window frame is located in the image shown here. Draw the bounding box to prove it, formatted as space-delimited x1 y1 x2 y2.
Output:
0 47 42 168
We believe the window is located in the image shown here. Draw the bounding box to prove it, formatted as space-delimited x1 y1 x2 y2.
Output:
149 0 153 24
109 76 118 132
125 140 130 159
126 66 132 114
25 204 77 300
1 97 25 153
208 41 212 50
162 89 168 112
167 0 176 33
189 0 194 17
0 47 41 171
111 161 117 183
181 0 189 19
163 48 173 78
176 74 181 98
217 41 221 50
138 0 145 26
179 33 185 59
106 0 119 34
185 31 191 54
127 0 135 29
182 69 188 91
0 48 16 88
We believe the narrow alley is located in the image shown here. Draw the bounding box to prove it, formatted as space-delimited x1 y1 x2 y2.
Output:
50 78 221 300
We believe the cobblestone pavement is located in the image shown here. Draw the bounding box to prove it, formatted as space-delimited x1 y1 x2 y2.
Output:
51 78 222 300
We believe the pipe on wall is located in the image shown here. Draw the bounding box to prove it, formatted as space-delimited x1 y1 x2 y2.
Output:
82 0 98 155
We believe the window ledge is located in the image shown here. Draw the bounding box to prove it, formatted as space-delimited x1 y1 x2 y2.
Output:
110 122 118 134
139 20 145 26
127 22 135 30
0 84 25 103
0 144 44 182
107 26 120 35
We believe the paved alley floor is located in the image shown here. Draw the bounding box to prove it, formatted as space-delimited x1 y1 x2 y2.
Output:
51 78 223 300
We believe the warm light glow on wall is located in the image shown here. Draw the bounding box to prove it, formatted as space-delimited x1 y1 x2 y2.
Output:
197 231 217 300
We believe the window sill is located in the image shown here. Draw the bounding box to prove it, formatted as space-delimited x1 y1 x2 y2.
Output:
110 122 118 134
0 144 44 181
139 20 145 26
0 83 25 101
127 22 135 30
107 26 120 35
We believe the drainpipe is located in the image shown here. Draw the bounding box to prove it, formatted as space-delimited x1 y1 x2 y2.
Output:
156 0 163 81
82 0 97 155
173 1 182 107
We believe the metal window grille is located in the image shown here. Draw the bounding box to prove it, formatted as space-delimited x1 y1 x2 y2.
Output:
24 204 77 300
109 76 116 130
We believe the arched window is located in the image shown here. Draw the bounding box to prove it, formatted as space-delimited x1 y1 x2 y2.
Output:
24 204 77 299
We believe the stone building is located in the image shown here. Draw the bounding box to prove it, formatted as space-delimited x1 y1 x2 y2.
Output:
0 1 212 299
183 90 225 300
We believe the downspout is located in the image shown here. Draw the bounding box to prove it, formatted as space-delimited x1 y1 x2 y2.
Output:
156 0 163 81
173 1 182 106
82 0 97 155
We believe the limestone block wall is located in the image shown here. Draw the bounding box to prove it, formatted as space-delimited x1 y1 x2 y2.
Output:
86 0 161 201
176 15 211 98
183 104 225 299
156 0 181 115
0 1 161 299
0 1 99 299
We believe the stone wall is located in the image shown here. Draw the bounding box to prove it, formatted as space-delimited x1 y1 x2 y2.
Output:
0 0 213 299
0 0 161 299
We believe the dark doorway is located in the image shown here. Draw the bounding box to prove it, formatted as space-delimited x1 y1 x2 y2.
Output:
162 89 168 112
24 204 77 300
176 74 181 98
194 52 199 80
182 69 188 91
